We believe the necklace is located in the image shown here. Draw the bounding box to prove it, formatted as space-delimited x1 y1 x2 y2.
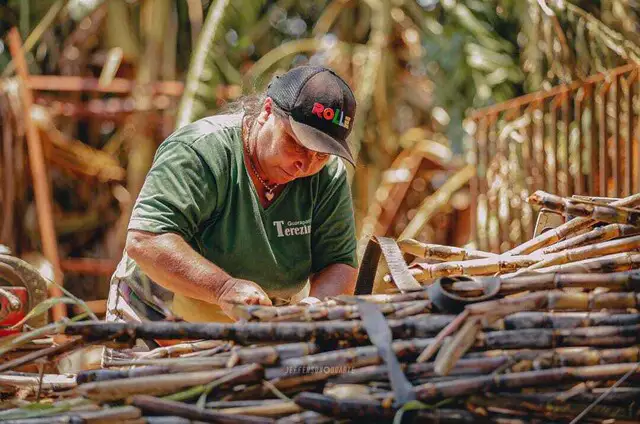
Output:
243 122 279 201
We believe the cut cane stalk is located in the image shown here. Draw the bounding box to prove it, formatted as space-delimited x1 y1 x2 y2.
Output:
519 234 640 271
412 255 539 281
528 191 640 226
505 192 640 255
74 364 262 402
397 238 497 261
62 315 455 345
535 223 640 255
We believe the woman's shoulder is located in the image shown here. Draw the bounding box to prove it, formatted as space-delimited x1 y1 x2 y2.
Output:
315 156 348 184
166 113 241 148
159 113 241 172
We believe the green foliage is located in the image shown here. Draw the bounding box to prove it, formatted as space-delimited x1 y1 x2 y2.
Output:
176 0 269 127
420 0 524 151
177 0 334 127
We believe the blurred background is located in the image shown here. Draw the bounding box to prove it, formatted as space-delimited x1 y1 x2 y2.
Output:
0 0 639 309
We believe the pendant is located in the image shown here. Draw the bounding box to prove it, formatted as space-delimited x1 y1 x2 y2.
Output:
265 190 274 201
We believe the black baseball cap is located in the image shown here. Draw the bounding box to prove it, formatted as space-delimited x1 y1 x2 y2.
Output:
267 66 357 166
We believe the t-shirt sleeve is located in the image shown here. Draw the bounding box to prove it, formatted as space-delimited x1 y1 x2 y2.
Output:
311 159 358 273
128 140 219 241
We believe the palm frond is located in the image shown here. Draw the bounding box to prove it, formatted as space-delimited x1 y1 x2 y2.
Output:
176 0 268 128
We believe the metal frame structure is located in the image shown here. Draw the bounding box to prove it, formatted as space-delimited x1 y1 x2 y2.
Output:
467 63 640 253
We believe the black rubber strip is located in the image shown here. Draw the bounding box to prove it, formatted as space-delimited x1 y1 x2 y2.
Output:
355 236 422 295
357 299 415 406
427 276 501 313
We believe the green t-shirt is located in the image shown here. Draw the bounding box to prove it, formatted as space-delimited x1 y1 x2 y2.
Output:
112 113 357 315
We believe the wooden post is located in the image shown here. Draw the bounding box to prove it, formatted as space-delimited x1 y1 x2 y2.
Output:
7 27 66 321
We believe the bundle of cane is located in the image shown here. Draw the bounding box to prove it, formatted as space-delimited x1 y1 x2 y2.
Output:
4 192 640 422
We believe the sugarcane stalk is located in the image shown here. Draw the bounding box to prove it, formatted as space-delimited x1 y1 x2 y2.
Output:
497 270 640 293
523 234 640 271
219 401 302 417
333 355 510 384
294 392 395 420
471 290 640 317
339 346 640 385
417 245 640 283
413 363 640 407
397 238 497 261
429 270 640 296
0 337 84 373
387 300 432 319
102 356 228 368
239 292 434 321
163 366 252 402
535 223 640 255
0 398 94 421
480 323 640 350
138 339 223 359
0 373 76 391
275 411 332 424
505 192 640 255
144 417 191 424
553 381 600 403
503 312 640 329
347 290 431 304
51 406 142 423
244 299 433 322
62 315 456 345
76 365 187 384
433 316 482 375
413 255 539 281
433 290 640 374
525 252 640 275
498 387 640 405
467 395 637 420
269 338 435 379
113 342 317 370
252 372 330 397
238 301 339 321
528 191 640 226
464 346 640 364
207 400 286 409
181 342 232 358
417 309 469 363
129 395 274 424
74 364 262 402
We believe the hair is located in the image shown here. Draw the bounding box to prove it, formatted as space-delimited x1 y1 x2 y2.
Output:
218 92 266 129
219 91 289 133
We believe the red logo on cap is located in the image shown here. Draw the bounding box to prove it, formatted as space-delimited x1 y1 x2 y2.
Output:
311 102 351 129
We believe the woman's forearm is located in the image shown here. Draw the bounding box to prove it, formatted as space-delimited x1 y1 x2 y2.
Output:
125 230 230 304
309 263 357 298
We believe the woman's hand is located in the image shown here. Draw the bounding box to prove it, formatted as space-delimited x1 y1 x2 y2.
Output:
216 277 272 319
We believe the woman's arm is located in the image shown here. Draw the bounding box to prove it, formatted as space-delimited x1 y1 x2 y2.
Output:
308 263 357 299
126 230 271 314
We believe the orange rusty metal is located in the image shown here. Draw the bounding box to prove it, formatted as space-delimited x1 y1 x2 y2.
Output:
624 70 637 196
613 74 621 197
7 27 66 321
469 63 638 119
27 76 184 96
467 63 640 252
60 258 117 276
597 80 611 198
574 87 584 195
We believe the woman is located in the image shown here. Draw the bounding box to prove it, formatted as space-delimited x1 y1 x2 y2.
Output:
106 66 359 324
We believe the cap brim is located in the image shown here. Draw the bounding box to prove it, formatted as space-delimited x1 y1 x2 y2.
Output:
288 116 355 166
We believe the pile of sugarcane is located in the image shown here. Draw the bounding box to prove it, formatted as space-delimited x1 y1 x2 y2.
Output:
2 191 640 423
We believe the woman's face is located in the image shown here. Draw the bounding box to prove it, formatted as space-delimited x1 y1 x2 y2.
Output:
253 98 330 185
